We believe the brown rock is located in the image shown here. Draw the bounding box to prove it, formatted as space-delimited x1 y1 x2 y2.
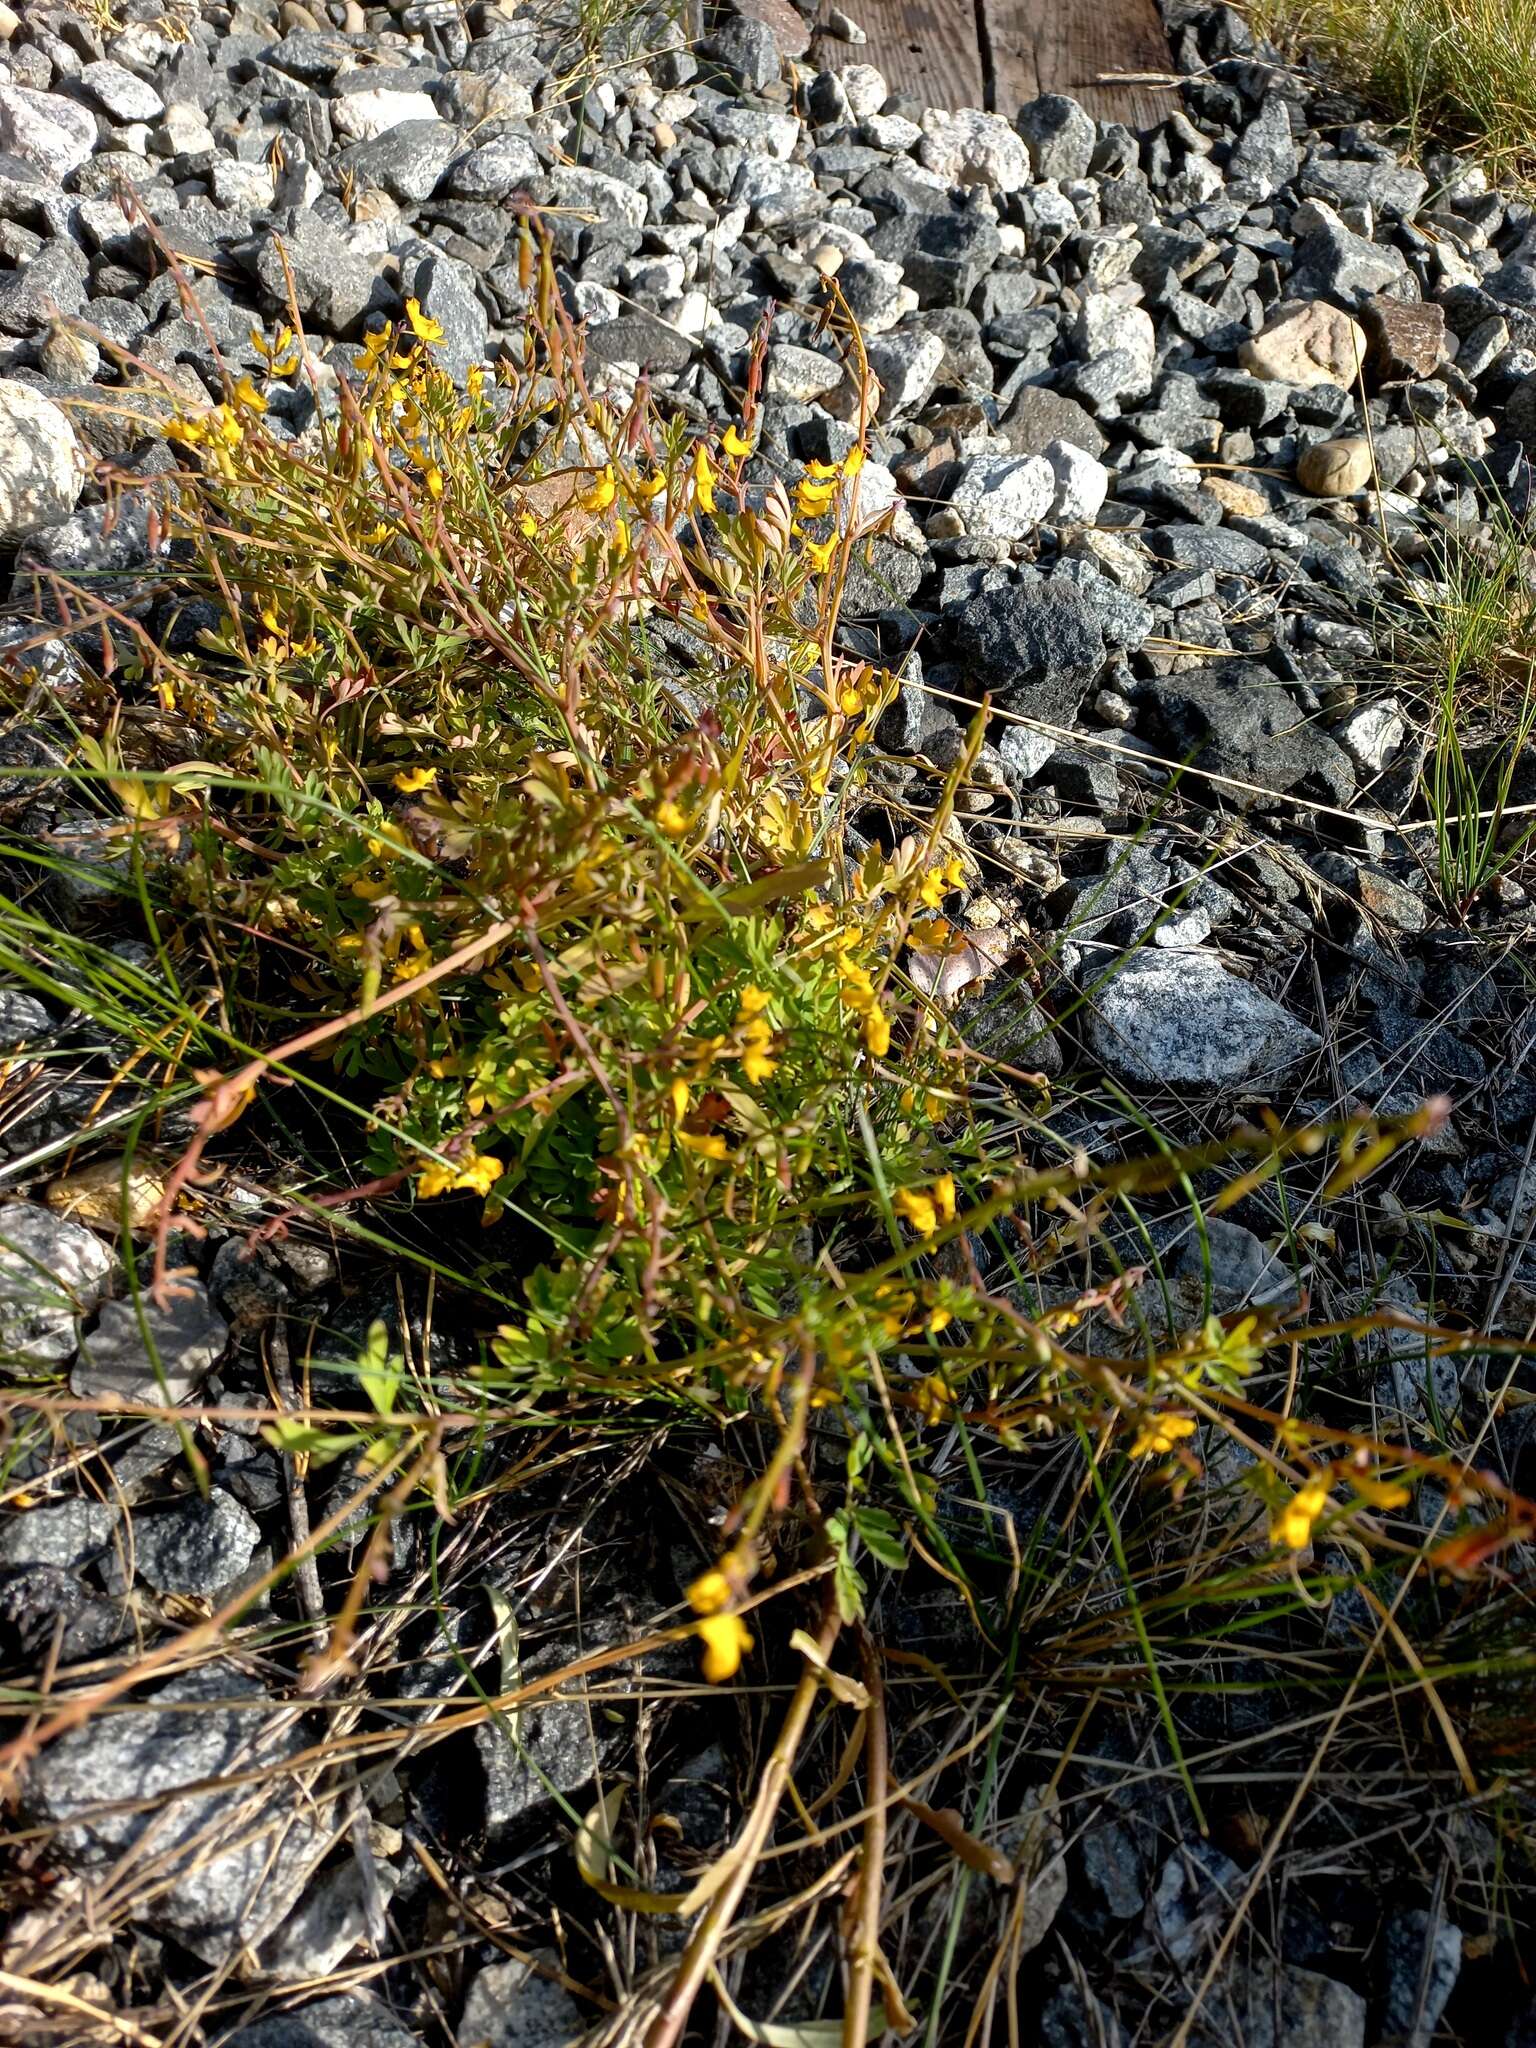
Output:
1362 293 1445 380
727 0 811 60
1201 474 1269 520
1297 436 1373 496
1239 301 1366 389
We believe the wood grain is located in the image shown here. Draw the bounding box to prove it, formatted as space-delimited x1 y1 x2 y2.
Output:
815 0 985 113
821 0 1176 131
983 0 1178 132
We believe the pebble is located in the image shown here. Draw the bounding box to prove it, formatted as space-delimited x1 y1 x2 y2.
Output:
1298 435 1374 495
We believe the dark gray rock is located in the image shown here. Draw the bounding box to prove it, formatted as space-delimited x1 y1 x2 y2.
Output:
1083 950 1319 1089
131 1488 260 1596
252 214 379 334
220 1994 422 2048
0 239 87 337
0 1498 119 1576
20 1659 325 1964
1382 1908 1461 2048
1001 385 1107 459
71 1281 227 1404
335 119 461 205
1016 94 1096 182
399 248 487 381
1132 662 1357 803
952 575 1106 723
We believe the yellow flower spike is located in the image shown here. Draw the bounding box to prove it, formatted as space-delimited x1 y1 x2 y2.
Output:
696 1611 752 1683
721 422 753 459
692 441 717 514
737 985 771 1019
581 462 617 513
405 297 445 344
1275 1476 1331 1551
1129 1413 1199 1460
893 1187 938 1236
392 765 436 793
794 475 837 518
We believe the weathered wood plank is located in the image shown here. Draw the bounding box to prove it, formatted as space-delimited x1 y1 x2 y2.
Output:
983 0 1176 132
820 0 985 115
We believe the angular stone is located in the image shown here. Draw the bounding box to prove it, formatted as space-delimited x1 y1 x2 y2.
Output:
20 1661 326 1965
330 86 438 143
1189 1963 1366 2048
72 1281 227 1405
1084 950 1319 1088
1044 439 1109 523
1228 95 1297 192
459 1959 587 2048
1016 93 1095 183
919 107 1032 193
1363 293 1445 380
132 1489 260 1596
953 576 1105 723
252 215 379 334
335 119 460 204
947 452 1055 540
78 60 164 123
1239 301 1366 388
0 85 97 180
0 1499 119 1575
867 328 946 413
0 1202 112 1364
1001 385 1106 459
0 379 81 537
549 162 648 228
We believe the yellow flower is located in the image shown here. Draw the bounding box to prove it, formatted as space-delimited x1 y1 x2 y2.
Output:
1275 1476 1331 1551
696 1611 752 1683
804 533 838 573
635 468 668 501
931 1173 956 1225
405 297 445 343
803 458 840 479
795 474 837 519
669 1077 690 1121
862 1007 891 1058
519 511 538 537
737 985 771 1020
231 374 267 413
581 463 617 513
692 442 717 515
392 765 436 793
843 445 865 477
893 1187 938 1236
687 1567 732 1615
741 1039 777 1086
913 1373 956 1424
418 1159 457 1199
721 422 753 458
1129 1413 1198 1459
677 1129 729 1161
655 799 689 837
453 1151 504 1199
424 462 444 500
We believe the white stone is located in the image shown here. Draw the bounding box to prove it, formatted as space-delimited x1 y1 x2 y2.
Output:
158 100 214 155
1074 293 1156 376
107 21 178 72
918 107 1032 193
624 253 686 299
837 63 888 118
865 328 945 414
767 343 843 400
674 291 713 337
330 88 439 142
947 453 1056 540
1084 950 1320 1087
0 381 81 538
864 112 920 151
1336 697 1406 775
0 85 97 180
1044 438 1109 524
79 59 163 123
210 158 277 210
572 280 621 325
827 7 867 39
548 164 648 228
